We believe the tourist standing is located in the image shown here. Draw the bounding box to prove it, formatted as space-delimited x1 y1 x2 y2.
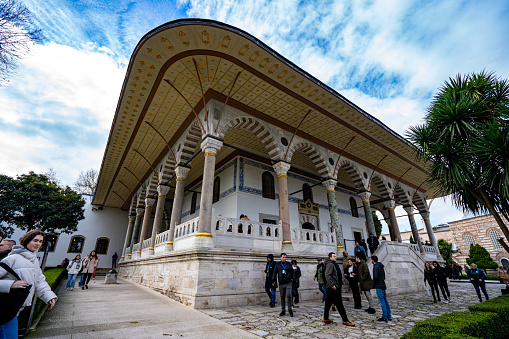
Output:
344 259 362 309
424 262 440 303
372 255 392 322
291 260 301 305
272 253 294 317
0 239 16 261
356 256 375 313
367 233 379 256
314 258 327 302
498 266 509 288
111 252 118 269
360 239 368 256
432 261 451 302
91 251 100 279
264 254 277 307
0 230 57 338
66 254 83 291
82 251 99 290
323 252 355 326
353 242 367 261
467 263 490 302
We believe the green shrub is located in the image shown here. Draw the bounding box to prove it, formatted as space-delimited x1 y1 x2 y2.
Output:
468 294 509 331
402 311 504 339
460 274 499 280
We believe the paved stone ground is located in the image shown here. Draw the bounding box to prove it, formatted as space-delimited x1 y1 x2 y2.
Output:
201 282 505 338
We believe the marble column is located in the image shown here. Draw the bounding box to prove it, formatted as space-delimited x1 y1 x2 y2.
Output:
323 179 344 250
128 208 144 259
419 211 441 257
384 200 402 242
195 136 223 249
273 161 293 252
137 197 156 255
148 185 171 255
167 166 190 251
380 209 394 241
121 215 135 261
359 191 377 237
404 206 425 255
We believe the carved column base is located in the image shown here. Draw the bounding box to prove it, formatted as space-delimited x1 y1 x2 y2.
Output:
281 241 294 253
192 233 214 249
165 242 173 252
147 248 155 256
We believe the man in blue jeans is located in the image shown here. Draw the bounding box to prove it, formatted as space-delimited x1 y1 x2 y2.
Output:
314 258 327 302
371 255 392 322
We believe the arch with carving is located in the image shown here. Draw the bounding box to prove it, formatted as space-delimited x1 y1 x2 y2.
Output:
159 153 176 183
177 121 203 165
145 172 159 197
336 159 366 191
286 141 331 178
370 175 390 199
218 116 282 160
412 192 428 212
393 184 411 206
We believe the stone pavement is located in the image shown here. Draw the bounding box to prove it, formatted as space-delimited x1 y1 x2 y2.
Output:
27 277 258 339
201 282 505 338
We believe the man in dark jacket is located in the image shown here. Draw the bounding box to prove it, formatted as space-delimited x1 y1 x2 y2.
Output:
367 233 379 256
353 242 367 260
291 259 301 305
356 256 375 314
314 258 327 302
467 263 490 302
0 239 15 261
272 253 294 316
372 255 392 322
323 252 355 326
264 254 277 307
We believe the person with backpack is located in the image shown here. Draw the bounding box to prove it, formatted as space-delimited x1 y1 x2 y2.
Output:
272 253 295 317
264 254 277 307
322 252 355 327
314 258 327 302
467 263 490 302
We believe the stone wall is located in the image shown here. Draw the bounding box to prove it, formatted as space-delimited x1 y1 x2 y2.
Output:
120 249 328 309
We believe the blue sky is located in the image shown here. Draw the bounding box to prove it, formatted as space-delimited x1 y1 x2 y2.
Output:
1 0 508 232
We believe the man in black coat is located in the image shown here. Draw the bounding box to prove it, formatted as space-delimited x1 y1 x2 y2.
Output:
264 254 277 307
323 252 355 326
372 255 392 322
272 253 294 317
367 233 379 256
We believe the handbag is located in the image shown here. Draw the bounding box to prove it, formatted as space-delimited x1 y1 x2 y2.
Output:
0 262 32 325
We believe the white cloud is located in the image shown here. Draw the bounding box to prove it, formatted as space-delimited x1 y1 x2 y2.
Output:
0 42 126 185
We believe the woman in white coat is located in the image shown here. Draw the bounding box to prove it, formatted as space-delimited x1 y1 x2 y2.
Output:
65 254 82 291
0 230 57 339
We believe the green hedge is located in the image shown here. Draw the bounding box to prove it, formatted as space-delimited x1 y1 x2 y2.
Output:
402 295 509 339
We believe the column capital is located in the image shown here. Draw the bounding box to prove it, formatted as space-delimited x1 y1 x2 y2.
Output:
128 215 136 223
322 179 337 192
383 199 396 209
419 210 430 219
136 208 145 216
145 197 156 207
272 161 291 177
358 191 371 203
403 206 414 214
200 136 223 155
157 184 171 197
174 165 191 180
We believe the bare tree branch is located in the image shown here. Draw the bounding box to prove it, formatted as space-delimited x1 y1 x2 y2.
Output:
74 169 98 195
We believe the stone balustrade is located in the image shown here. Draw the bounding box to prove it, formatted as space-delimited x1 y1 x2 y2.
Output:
155 229 172 246
174 216 200 240
214 216 281 240
409 243 437 254
292 228 334 244
142 238 151 250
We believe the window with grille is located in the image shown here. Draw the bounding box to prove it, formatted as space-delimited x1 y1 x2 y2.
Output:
68 236 85 253
39 234 58 252
262 171 275 199
464 234 476 249
350 197 359 218
95 238 109 255
489 230 503 250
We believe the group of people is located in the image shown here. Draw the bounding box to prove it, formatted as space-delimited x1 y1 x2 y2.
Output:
423 261 452 303
264 250 393 326
64 251 99 291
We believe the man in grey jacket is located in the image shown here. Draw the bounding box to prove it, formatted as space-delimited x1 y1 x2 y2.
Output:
323 252 355 326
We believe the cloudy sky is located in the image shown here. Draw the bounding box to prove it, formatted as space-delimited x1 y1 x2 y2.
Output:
1 0 508 232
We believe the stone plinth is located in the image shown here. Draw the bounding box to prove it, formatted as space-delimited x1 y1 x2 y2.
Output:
104 271 118 284
119 249 328 309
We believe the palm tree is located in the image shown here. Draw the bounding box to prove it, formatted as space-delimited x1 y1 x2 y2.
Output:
407 71 509 251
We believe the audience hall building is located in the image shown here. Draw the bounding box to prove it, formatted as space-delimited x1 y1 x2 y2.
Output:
92 19 442 308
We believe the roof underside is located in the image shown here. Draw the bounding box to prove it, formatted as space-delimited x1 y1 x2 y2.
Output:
93 19 433 209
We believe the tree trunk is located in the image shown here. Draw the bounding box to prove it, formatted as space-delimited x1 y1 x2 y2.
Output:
478 188 509 253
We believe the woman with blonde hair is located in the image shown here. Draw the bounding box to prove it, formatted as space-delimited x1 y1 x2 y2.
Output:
81 250 98 290
0 230 57 338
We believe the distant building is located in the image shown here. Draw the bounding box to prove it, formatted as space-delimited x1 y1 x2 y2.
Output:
6 195 126 269
449 214 509 269
382 223 455 246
